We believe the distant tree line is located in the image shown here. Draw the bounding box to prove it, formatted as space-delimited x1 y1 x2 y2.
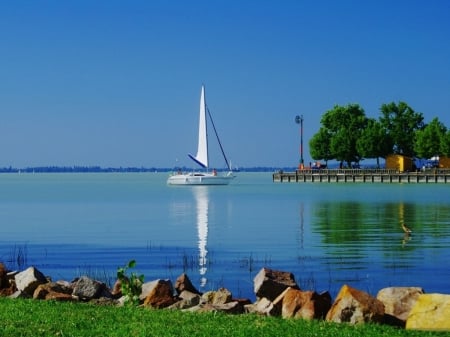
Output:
309 101 450 168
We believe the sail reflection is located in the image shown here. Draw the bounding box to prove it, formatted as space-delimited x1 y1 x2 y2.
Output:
193 186 209 288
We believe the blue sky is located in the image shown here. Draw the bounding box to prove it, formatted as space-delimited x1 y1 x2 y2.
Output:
1 0 449 168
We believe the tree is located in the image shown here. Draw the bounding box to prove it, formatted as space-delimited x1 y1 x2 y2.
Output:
357 118 392 168
379 101 424 157
309 127 332 165
441 130 450 157
319 104 368 167
414 117 447 159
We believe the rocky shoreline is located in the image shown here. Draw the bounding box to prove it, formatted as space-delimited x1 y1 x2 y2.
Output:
1 263 448 331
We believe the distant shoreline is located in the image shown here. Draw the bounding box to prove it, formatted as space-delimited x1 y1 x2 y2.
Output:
0 166 294 174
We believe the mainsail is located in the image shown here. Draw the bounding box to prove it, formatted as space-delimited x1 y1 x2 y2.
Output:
189 85 208 168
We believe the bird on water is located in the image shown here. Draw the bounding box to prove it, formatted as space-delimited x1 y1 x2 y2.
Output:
401 223 412 234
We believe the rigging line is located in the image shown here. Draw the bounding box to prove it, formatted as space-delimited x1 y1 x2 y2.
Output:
206 105 231 171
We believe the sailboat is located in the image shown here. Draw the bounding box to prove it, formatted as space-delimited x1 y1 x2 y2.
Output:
167 85 235 185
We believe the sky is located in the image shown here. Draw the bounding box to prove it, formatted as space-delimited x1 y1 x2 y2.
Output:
1 0 450 169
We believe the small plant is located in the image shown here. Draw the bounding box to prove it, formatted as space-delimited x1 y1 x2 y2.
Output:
117 260 144 306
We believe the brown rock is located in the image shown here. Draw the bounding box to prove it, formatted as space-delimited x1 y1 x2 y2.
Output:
326 284 384 324
406 293 450 331
244 297 278 316
143 279 175 308
201 288 232 305
377 287 423 322
0 263 7 289
33 282 73 300
281 288 332 320
174 273 200 295
254 268 299 301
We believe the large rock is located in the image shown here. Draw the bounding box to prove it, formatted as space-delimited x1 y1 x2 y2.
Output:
254 268 299 301
377 287 423 323
201 288 232 305
33 282 74 301
326 284 385 324
72 276 107 301
142 279 175 308
14 266 48 296
406 293 450 331
281 288 332 320
174 273 200 295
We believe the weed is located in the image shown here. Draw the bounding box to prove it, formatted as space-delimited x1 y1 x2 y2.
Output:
116 260 144 306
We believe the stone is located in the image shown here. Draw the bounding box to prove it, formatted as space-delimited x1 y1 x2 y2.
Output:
143 279 175 308
168 290 201 310
0 263 7 289
281 288 332 320
377 287 423 323
72 276 106 301
244 297 278 316
201 288 232 305
406 293 450 331
33 282 73 300
14 266 48 296
326 284 385 324
174 273 200 295
254 268 299 301
187 301 244 314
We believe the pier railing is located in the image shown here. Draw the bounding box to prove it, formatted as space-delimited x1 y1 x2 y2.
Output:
273 169 450 183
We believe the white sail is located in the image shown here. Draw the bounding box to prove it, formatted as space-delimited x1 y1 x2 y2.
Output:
189 86 208 168
167 84 235 185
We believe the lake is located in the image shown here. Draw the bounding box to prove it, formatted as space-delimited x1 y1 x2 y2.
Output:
0 172 449 300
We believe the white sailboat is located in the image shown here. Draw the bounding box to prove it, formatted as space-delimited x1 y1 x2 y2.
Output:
167 85 235 185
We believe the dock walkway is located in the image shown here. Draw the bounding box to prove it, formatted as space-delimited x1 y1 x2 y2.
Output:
273 169 450 183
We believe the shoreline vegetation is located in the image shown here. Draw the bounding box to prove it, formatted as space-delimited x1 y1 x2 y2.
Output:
1 298 445 337
1 261 448 334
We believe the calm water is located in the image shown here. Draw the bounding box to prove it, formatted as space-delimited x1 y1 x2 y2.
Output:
1 172 449 300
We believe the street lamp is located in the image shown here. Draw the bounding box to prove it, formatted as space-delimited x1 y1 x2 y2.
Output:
295 115 304 170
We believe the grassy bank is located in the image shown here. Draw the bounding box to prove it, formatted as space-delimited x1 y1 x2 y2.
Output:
0 299 446 337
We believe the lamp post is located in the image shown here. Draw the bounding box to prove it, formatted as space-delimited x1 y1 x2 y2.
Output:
295 115 304 170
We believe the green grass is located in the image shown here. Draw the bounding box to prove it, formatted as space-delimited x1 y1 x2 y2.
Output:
0 298 446 337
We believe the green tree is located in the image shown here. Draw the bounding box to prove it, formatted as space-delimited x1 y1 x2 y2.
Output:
441 130 450 156
379 101 424 157
356 118 392 168
309 127 332 165
319 104 367 167
414 117 447 159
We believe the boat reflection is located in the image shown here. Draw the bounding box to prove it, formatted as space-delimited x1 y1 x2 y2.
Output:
193 186 209 288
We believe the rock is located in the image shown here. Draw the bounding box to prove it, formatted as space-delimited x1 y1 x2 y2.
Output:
142 279 175 308
33 282 74 301
377 287 423 324
406 293 450 331
111 279 122 298
174 273 200 295
244 297 278 316
201 288 232 305
281 288 332 320
326 284 384 324
0 263 7 289
72 276 106 301
14 266 48 296
254 268 299 301
187 301 244 314
168 290 201 310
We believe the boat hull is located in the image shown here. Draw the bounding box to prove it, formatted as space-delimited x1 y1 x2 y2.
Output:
167 172 235 185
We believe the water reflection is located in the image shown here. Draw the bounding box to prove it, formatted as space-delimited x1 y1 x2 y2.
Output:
193 186 209 288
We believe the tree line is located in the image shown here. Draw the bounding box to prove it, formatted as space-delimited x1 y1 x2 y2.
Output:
309 101 450 168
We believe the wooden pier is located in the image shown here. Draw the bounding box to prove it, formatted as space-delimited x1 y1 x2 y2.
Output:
273 169 450 184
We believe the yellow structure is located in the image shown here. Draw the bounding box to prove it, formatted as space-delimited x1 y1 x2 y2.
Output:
439 156 450 168
386 154 413 172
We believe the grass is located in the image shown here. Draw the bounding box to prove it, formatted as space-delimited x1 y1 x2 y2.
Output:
0 298 447 337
